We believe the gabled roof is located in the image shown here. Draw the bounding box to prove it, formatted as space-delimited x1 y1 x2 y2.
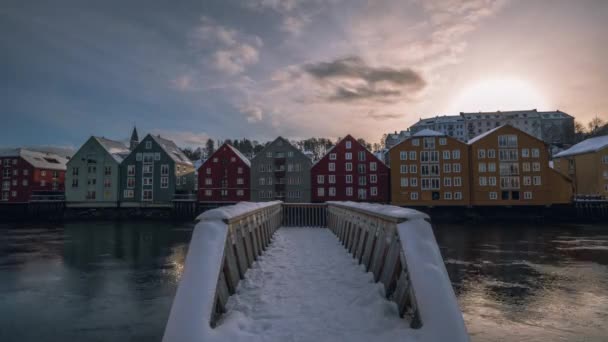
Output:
467 125 505 144
412 129 445 137
313 134 386 167
553 135 608 158
0 148 68 170
149 135 193 166
94 137 130 163
252 136 309 161
226 144 251 167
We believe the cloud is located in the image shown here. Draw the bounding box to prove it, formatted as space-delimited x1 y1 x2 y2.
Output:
366 111 403 121
170 75 193 91
192 17 263 75
152 130 210 147
300 56 426 103
240 105 264 122
281 15 309 35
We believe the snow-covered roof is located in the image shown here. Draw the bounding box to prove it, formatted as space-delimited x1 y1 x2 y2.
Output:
553 135 608 158
94 137 130 163
150 135 193 166
460 109 539 118
226 145 251 167
0 148 68 170
412 129 445 137
467 125 506 144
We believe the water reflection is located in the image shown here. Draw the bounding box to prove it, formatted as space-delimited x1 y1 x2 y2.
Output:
434 223 608 342
0 221 193 342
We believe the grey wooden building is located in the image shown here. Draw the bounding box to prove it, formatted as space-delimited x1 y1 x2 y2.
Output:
250 136 312 203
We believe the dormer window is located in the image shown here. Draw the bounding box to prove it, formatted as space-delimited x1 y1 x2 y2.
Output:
145 141 152 149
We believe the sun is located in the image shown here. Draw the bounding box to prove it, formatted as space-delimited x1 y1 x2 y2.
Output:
448 78 549 113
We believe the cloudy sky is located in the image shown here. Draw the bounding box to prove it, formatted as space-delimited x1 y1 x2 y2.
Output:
1 0 607 148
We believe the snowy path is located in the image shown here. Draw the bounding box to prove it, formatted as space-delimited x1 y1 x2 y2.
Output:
214 228 416 342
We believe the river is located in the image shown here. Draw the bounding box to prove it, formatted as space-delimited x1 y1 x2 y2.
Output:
1 221 607 341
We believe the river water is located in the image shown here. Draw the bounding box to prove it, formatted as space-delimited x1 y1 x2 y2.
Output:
1 221 607 341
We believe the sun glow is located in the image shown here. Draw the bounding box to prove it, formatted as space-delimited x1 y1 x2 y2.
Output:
448 78 549 113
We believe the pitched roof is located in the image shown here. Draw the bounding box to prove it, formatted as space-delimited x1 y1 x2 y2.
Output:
130 126 139 142
412 129 445 137
94 137 130 163
150 135 193 166
467 125 506 144
226 144 251 167
553 135 608 158
252 136 309 162
0 148 68 170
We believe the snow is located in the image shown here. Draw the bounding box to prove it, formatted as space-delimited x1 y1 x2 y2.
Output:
150 134 194 166
94 137 130 163
467 125 506 144
196 201 282 221
210 228 417 342
412 129 445 137
553 135 608 158
3 148 69 170
327 201 429 221
226 144 252 167
397 219 469 342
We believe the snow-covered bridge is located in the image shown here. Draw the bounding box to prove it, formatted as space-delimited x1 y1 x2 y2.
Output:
162 202 469 342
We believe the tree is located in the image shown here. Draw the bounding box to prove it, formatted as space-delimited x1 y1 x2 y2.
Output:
357 138 372 151
574 120 586 134
205 139 215 158
588 117 606 135
380 133 388 149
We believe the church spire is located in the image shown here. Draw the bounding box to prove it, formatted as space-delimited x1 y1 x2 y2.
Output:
130 126 139 150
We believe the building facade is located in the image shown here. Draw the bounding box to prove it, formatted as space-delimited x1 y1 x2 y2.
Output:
311 135 390 203
384 130 412 149
389 130 470 206
120 134 195 207
198 143 251 204
1 148 67 203
409 116 466 141
468 125 572 206
552 135 608 197
66 136 130 207
250 137 312 203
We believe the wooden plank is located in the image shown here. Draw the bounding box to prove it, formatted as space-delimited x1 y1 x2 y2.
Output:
223 240 240 292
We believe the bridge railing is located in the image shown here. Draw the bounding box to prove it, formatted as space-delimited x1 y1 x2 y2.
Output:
162 201 282 342
327 201 469 342
281 203 327 227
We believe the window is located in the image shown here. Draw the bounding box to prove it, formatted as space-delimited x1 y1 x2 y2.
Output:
346 187 353 196
371 187 378 196
358 151 366 161
143 189 153 201
498 135 518 147
87 178 96 186
400 177 408 187
499 149 518 161
145 141 152 149
136 153 142 161
346 175 352 184
2 169 9 178
478 149 486 159
444 192 452 200
358 164 366 173
329 163 335 171
205 190 212 196
317 175 325 184
266 152 272 158
532 162 541 172
453 177 462 187
502 191 509 200
345 152 352 160
423 137 435 149
454 192 462 200
143 177 153 186
11 190 17 197
400 151 407 160
478 163 487 173
104 178 111 188
161 164 169 175
370 162 377 171
345 163 352 171
533 176 542 186
444 177 451 187
488 163 496 172
317 187 325 197
522 162 531 172
488 177 496 186
523 176 532 186
329 187 336 197
452 150 460 159
2 181 9 191
11 180 16 186
358 175 367 186
13 169 18 176
161 177 168 188
23 169 28 176
2 159 9 167
238 167 243 174
439 138 447 145
500 163 520 175
443 164 451 173
479 177 487 186
288 151 294 158
500 176 520 189
521 148 529 158
400 165 408 174
346 141 352 149
259 177 265 185
128 165 135 176
330 153 337 160
237 178 244 185
524 191 533 199
127 177 135 188
71 179 78 187
410 192 418 200
41 170 46 177
443 151 451 160
421 178 440 190
237 189 244 197
154 152 161 161
87 191 96 200
488 149 496 158
489 192 498 200
329 175 336 184
531 148 540 158
409 165 417 174
72 167 79 176
370 174 377 183
409 151 416 160
410 177 418 187
22 179 28 186
603 155 608 164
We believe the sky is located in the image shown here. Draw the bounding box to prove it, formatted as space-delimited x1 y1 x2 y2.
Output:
1 0 607 148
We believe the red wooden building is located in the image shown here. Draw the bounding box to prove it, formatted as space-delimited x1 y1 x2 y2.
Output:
197 143 251 204
0 148 68 203
311 135 390 203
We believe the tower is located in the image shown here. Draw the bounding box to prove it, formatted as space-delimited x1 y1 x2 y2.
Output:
130 126 139 150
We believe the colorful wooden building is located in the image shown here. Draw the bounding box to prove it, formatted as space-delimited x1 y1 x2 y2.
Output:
250 137 312 202
553 135 608 198
1 148 68 203
311 134 389 202
66 136 131 207
198 143 250 204
120 134 195 207
389 129 470 206
468 125 572 205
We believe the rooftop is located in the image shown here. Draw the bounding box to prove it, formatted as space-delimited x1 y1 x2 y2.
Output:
553 135 608 158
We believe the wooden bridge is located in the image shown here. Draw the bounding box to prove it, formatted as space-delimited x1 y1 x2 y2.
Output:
162 201 469 342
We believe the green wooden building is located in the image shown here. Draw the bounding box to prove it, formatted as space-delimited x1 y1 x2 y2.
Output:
66 136 131 207
119 134 195 207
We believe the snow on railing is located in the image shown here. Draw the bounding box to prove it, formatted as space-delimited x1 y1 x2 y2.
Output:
162 201 283 342
327 201 469 342
281 203 327 227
